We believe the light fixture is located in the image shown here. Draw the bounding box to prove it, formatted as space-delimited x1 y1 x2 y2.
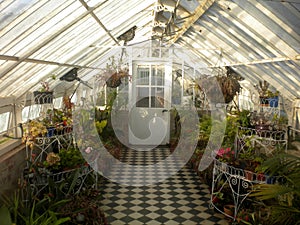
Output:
60 68 79 82
60 68 92 89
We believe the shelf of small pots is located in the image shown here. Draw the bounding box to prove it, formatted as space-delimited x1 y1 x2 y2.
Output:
210 147 276 222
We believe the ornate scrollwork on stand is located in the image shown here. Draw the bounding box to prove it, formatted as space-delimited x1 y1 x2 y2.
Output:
211 159 267 221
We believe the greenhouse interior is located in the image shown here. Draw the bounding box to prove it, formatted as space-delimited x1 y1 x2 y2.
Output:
0 0 300 224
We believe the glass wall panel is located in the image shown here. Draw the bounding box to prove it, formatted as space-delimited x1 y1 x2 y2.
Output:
0 112 10 133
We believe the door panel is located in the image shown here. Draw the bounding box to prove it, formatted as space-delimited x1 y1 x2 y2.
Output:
129 63 171 146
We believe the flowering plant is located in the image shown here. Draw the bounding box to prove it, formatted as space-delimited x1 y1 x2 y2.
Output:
22 120 48 149
216 147 235 164
39 75 56 92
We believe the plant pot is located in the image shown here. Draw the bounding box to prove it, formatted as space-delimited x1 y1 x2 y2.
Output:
268 96 278 107
47 127 55 137
223 204 235 217
244 170 253 181
257 173 266 182
259 97 269 106
266 175 276 184
33 91 53 104
106 73 122 88
212 194 220 203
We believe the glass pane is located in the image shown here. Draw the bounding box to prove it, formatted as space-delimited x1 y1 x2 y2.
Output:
151 66 164 86
54 97 63 109
29 105 41 120
151 87 164 108
22 106 30 122
137 67 149 85
136 87 149 107
0 112 10 133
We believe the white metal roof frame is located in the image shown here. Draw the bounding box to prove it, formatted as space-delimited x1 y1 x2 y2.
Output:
0 0 299 107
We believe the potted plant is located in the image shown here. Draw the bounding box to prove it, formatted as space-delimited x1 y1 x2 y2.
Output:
211 191 224 203
251 153 300 224
33 75 56 104
250 111 272 133
195 71 241 104
271 113 288 131
22 120 48 149
97 56 131 88
256 80 269 106
267 90 279 107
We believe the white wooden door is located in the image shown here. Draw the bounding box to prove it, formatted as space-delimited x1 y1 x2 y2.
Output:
129 62 171 146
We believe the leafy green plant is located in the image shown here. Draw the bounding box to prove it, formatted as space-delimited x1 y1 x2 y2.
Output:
236 109 252 128
58 147 85 170
198 114 212 148
222 114 239 149
251 153 300 224
1 189 70 225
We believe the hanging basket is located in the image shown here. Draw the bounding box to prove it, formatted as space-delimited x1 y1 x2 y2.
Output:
106 73 122 88
33 91 53 104
105 70 130 88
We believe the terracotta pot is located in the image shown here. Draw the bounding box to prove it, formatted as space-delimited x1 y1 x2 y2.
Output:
223 204 235 217
212 195 220 203
244 170 253 181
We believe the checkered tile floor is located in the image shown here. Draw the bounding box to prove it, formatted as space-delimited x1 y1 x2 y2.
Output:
99 148 228 225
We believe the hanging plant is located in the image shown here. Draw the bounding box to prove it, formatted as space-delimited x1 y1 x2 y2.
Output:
195 69 241 104
216 75 241 103
97 56 131 88
106 68 130 88
33 75 56 104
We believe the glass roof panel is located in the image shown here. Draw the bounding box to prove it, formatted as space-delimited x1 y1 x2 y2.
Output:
0 62 57 97
1 1 85 56
94 0 154 32
31 15 106 63
0 0 38 31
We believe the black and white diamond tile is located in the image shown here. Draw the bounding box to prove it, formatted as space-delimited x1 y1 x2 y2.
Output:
99 148 228 225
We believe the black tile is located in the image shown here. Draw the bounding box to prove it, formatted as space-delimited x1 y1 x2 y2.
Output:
155 216 170 223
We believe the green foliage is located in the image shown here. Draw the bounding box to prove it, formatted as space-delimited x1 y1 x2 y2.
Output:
222 115 238 149
95 120 107 134
58 189 107 224
198 114 212 143
58 147 85 170
251 153 300 224
236 109 252 128
1 189 70 225
0 205 12 225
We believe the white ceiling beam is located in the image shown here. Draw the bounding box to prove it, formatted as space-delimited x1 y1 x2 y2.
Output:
0 54 102 70
207 55 300 68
